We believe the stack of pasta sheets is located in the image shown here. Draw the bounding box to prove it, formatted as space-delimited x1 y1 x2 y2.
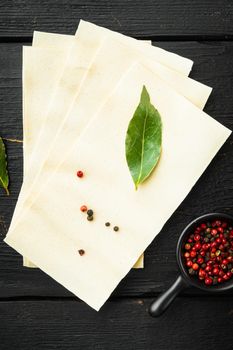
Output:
5 20 231 310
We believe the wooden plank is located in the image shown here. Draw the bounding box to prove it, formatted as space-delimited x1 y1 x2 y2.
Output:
0 297 233 349
0 1 232 38
0 41 233 297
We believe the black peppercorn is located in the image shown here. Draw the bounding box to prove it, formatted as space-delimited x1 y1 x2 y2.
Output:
113 226 119 232
188 268 195 275
87 209 94 217
87 216 93 221
105 222 110 227
78 249 85 256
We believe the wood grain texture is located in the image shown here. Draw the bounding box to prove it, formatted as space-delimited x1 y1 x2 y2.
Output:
0 41 232 298
0 298 233 350
0 0 232 39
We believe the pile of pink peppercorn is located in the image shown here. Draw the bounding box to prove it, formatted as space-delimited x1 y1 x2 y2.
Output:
183 219 233 286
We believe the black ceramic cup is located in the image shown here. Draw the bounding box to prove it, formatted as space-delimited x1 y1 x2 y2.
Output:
149 213 233 317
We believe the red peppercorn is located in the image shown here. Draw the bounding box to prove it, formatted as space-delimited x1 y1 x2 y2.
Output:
222 222 228 228
80 205 87 212
205 265 212 272
186 260 193 267
200 250 205 256
194 234 201 241
218 227 224 233
200 223 207 230
207 260 214 266
194 242 202 250
222 259 228 265
197 257 204 264
184 252 190 258
190 251 197 258
219 270 225 277
77 170 84 178
213 268 219 276
185 243 191 250
217 277 223 283
192 263 199 271
216 220 222 227
205 277 213 285
211 229 218 236
223 274 229 281
199 269 206 277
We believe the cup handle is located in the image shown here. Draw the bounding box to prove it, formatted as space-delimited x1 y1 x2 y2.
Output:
149 275 187 317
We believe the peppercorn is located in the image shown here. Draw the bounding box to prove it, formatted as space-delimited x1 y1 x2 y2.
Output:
113 226 119 232
211 229 218 236
77 170 84 178
87 216 93 221
215 250 221 256
194 234 201 241
205 277 213 285
213 267 219 276
105 222 111 227
80 205 87 212
197 257 204 264
192 263 199 271
87 209 94 217
78 249 85 256
190 251 196 258
194 242 202 250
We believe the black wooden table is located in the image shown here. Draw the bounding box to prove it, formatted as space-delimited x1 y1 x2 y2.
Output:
0 1 233 349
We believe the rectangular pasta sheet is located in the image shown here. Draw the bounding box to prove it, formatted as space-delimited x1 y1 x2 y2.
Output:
22 34 74 268
5 63 231 311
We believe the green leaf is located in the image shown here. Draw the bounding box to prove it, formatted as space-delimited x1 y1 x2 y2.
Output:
0 137 9 195
125 85 162 190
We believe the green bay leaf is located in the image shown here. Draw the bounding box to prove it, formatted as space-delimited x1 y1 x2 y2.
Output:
0 137 9 195
125 86 162 189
